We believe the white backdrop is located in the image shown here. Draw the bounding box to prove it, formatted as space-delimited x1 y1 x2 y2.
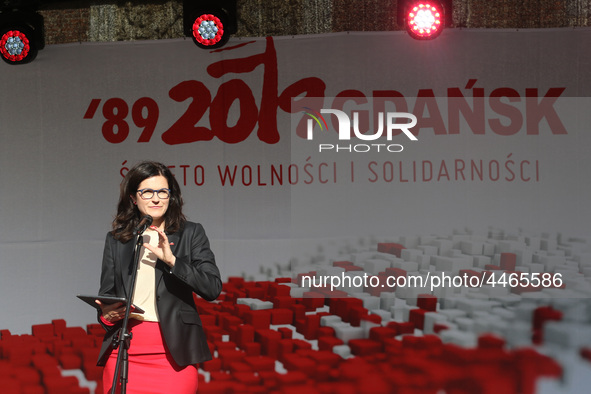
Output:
1 28 590 334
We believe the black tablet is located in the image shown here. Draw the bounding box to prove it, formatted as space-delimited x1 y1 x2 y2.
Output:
77 294 145 314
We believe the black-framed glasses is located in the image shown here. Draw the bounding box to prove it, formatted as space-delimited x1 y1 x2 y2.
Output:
137 188 171 200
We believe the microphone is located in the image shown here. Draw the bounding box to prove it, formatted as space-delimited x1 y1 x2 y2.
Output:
134 215 153 235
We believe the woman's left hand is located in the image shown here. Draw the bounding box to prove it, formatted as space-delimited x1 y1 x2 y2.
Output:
144 226 176 267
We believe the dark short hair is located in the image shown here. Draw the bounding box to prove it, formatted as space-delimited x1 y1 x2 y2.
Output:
112 161 186 242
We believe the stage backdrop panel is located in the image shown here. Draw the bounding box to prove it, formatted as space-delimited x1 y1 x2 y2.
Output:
0 29 590 333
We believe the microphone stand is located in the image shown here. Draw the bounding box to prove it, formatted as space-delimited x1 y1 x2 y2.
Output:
110 229 146 394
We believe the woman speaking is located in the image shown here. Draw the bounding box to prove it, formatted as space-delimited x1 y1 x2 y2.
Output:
95 161 222 393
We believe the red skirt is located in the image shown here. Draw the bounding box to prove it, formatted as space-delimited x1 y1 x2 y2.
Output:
102 321 198 394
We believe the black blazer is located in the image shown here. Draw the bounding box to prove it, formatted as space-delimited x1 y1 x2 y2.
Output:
96 221 222 367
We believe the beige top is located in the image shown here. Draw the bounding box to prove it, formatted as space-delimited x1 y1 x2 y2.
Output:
130 229 159 322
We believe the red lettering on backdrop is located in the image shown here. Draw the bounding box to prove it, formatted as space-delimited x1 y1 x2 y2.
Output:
91 37 568 145
282 78 326 139
525 88 567 135
448 84 485 135
206 37 279 143
162 37 327 145
162 80 214 143
489 88 522 136
414 89 446 136
210 79 258 143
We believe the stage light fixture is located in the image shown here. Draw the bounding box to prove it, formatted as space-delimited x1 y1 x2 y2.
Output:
398 1 452 40
0 7 44 64
183 0 237 49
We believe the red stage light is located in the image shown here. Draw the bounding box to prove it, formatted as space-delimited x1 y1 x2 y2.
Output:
0 8 44 65
191 13 226 48
0 27 36 64
405 2 444 40
183 1 237 50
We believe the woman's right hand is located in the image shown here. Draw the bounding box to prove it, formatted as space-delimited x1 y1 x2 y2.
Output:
95 300 126 323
